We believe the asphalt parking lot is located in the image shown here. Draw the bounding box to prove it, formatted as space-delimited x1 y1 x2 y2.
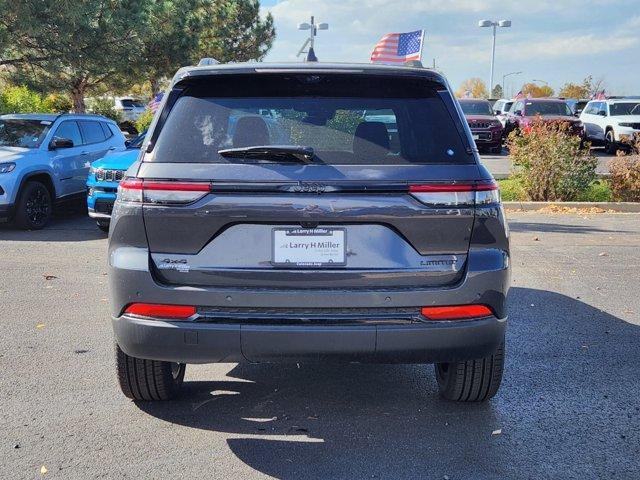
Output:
1 210 639 479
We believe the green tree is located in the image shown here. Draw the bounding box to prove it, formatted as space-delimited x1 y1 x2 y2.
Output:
0 0 150 112
196 0 275 62
0 85 46 113
140 0 204 95
492 84 503 99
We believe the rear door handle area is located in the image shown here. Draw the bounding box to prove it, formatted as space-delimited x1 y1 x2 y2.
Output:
80 151 90 156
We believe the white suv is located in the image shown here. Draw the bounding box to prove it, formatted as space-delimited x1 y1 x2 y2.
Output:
580 98 640 153
492 98 514 128
113 97 146 123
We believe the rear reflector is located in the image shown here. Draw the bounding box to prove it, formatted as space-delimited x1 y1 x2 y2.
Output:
124 303 196 319
409 182 499 206
421 304 493 320
118 179 211 204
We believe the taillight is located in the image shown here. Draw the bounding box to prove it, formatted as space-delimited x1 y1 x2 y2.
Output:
118 179 210 205
409 182 499 206
124 303 196 319
421 304 493 320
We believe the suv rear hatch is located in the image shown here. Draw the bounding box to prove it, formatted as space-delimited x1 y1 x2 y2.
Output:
132 69 488 289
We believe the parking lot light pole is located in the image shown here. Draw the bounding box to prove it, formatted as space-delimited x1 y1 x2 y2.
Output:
479 20 512 96
297 16 329 62
502 71 522 98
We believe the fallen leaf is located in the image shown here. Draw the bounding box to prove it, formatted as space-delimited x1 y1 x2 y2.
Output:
36 323 45 330
43 274 57 280
533 236 539 241
598 252 608 257
40 465 47 475
491 429 502 436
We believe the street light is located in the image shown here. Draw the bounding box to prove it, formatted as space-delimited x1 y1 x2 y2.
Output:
502 71 522 98
532 79 549 85
479 19 512 96
297 16 329 62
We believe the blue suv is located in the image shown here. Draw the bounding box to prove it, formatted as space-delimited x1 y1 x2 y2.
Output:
86 131 145 232
0 113 125 229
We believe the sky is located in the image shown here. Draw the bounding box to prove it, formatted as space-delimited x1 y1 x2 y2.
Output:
259 0 640 96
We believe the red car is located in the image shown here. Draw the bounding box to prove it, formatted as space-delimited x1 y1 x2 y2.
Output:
504 98 583 137
458 99 503 154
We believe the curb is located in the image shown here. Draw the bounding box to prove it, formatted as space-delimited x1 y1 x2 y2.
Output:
503 201 640 212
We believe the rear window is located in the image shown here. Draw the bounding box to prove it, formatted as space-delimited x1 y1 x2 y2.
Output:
525 101 572 116
151 75 472 165
459 100 493 116
120 99 144 108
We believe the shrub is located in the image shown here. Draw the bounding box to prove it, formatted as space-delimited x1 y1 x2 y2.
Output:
507 119 597 201
608 156 640 202
0 85 46 113
42 93 72 113
497 177 526 201
498 177 611 202
574 179 613 202
86 97 123 123
135 109 154 133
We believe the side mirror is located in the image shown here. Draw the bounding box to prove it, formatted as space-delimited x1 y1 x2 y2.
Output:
124 139 131 148
49 137 74 149
598 110 607 117
514 110 523 117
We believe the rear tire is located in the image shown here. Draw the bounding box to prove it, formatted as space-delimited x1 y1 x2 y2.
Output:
14 181 52 230
97 220 110 233
490 145 502 154
435 339 504 402
116 344 185 401
605 130 617 154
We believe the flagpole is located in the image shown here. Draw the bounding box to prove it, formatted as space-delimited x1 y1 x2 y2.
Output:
419 29 426 64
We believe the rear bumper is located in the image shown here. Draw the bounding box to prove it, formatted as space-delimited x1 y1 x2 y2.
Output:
87 193 116 219
113 314 506 364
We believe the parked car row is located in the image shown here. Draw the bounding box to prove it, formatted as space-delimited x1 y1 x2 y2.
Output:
3 94 638 232
0 113 126 229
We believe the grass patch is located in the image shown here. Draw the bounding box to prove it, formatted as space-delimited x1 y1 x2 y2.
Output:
497 178 526 201
498 178 612 202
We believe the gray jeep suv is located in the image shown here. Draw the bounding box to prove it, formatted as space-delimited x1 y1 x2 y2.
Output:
109 62 510 402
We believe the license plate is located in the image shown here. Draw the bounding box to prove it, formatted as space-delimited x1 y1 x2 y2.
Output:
472 134 479 140
272 228 346 267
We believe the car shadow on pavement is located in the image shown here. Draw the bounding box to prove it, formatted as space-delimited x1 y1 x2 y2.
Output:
508 221 634 235
136 287 640 479
0 204 105 241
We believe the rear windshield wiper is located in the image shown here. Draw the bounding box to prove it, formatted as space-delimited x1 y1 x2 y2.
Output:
218 145 315 163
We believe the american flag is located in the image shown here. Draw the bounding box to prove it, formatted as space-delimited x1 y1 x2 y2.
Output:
593 90 606 100
148 93 164 113
370 30 424 64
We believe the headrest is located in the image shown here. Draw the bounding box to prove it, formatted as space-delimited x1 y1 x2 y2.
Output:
353 121 390 159
233 116 270 148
